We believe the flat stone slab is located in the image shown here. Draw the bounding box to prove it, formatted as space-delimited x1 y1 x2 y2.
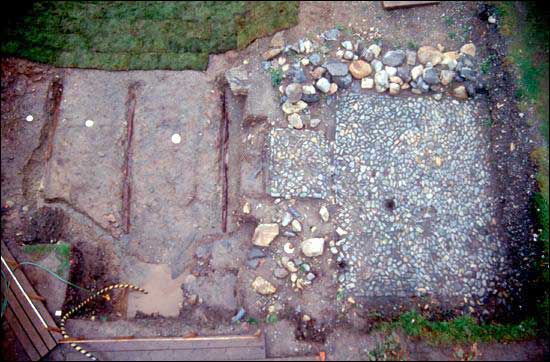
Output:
44 70 129 232
266 128 330 199
334 94 502 298
44 70 223 269
128 71 222 266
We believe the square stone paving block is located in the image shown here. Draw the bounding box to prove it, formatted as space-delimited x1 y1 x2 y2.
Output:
266 128 330 199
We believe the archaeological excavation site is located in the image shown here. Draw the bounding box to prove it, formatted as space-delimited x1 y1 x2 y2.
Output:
1 1 548 361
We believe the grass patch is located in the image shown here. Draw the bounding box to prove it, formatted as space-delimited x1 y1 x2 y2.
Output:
22 242 71 276
2 1 299 70
378 310 537 345
268 67 284 87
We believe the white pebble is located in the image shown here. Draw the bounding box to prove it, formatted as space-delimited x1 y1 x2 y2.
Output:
26 115 34 122
85 119 94 128
171 133 182 144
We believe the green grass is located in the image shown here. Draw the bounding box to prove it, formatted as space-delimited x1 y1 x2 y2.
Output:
268 67 284 87
496 1 549 336
379 310 537 345
22 242 71 276
2 1 299 70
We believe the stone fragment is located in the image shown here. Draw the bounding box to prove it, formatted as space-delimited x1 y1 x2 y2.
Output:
349 60 372 79
371 59 383 72
333 74 352 89
440 70 455 85
319 206 329 222
417 46 443 65
382 50 406 66
288 113 303 129
263 47 283 60
367 44 381 58
460 43 476 57
291 219 302 232
274 268 289 279
361 77 374 89
310 118 321 128
389 83 400 95
406 50 417 65
453 85 468 99
422 67 440 85
252 276 277 295
225 66 249 95
301 238 325 257
270 31 285 48
411 65 423 80
252 223 279 247
341 40 353 50
311 67 326 79
374 70 389 89
282 100 308 114
285 83 303 103
316 77 331 93
325 61 349 77
385 66 397 77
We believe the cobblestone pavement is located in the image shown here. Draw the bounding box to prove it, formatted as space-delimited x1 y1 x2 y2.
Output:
267 128 330 199
332 94 503 299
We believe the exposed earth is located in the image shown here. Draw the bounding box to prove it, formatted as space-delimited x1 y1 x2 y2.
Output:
1 1 547 361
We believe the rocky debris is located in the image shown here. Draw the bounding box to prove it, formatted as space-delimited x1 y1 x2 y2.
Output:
231 308 246 323
225 66 249 95
349 60 372 79
252 276 277 295
301 238 325 257
288 113 304 129
417 46 443 65
319 206 329 222
252 223 279 247
316 77 331 93
382 50 406 67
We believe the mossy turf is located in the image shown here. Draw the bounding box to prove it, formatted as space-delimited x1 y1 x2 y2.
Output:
2 1 299 70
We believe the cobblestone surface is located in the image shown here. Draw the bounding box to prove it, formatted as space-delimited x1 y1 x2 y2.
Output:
333 94 503 298
267 128 330 199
